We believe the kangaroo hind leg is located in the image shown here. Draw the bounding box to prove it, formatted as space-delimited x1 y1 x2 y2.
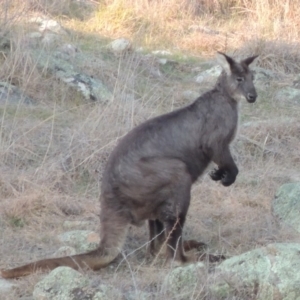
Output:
148 219 165 256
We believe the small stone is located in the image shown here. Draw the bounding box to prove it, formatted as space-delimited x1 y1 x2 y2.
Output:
110 38 131 54
158 58 168 65
152 50 172 56
39 19 62 34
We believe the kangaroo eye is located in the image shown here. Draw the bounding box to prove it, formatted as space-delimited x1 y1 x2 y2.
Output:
236 77 244 82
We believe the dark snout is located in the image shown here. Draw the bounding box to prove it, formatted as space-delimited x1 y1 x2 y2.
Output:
246 92 257 103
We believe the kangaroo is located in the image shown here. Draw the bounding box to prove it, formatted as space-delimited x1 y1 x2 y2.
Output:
1 52 258 278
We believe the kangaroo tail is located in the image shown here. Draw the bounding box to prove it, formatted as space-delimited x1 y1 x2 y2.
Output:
1 247 114 278
1 219 129 278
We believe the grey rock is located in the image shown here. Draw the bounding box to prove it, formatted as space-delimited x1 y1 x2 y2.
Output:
58 230 99 252
163 262 206 299
39 19 62 34
210 243 300 299
33 267 89 300
110 38 131 54
29 17 65 34
273 182 300 233
158 58 168 65
33 267 122 300
0 82 33 105
32 50 112 102
152 50 172 56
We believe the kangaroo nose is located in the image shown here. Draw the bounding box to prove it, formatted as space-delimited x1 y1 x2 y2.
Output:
247 93 256 103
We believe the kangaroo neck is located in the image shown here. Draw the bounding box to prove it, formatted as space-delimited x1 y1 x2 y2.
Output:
214 72 236 102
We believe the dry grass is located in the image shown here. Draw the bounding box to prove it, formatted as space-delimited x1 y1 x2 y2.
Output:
0 0 300 299
60 0 300 57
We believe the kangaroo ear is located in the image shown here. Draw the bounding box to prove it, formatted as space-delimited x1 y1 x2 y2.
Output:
242 55 259 66
216 52 236 75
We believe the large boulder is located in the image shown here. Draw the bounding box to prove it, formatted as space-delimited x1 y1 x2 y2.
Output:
210 243 300 299
33 267 89 300
33 267 122 300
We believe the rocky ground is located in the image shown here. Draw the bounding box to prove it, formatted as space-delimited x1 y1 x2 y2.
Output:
0 8 300 300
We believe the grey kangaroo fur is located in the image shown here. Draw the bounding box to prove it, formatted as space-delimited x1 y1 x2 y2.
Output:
1 52 258 278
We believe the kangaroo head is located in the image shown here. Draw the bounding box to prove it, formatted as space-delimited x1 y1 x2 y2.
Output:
217 52 258 103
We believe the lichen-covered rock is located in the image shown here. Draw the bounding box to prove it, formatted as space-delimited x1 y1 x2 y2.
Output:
163 262 206 299
210 243 300 300
33 267 122 300
33 267 89 300
57 230 99 252
273 182 300 233
31 49 112 102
